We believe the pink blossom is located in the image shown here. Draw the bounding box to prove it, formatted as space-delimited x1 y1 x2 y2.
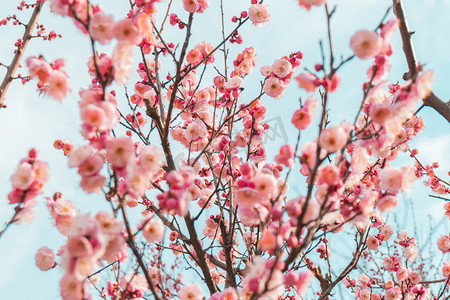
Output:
26 56 52 83
142 217 164 242
376 194 398 212
350 30 382 59
225 76 243 90
274 144 295 168
52 198 77 217
409 271 421 284
396 268 408 281
258 230 279 252
369 103 392 125
296 270 313 296
384 287 401 300
271 58 292 78
89 12 115 44
102 235 126 263
252 173 277 200
11 163 35 190
179 284 203 300
248 4 270 26
295 72 317 93
358 274 370 288
77 154 103 177
260 65 271 77
379 167 403 194
68 145 93 168
238 203 269 226
138 145 164 174
105 137 134 168
380 18 398 41
380 225 394 241
79 174 106 193
67 236 93 258
183 0 199 13
148 267 164 285
235 187 261 207
383 256 402 272
437 235 450 253
318 125 349 153
47 70 70 102
80 104 107 128
113 18 142 45
185 122 202 141
366 236 380 250
125 163 150 196
298 0 327 11
186 48 201 65
264 76 285 99
60 274 83 300
442 261 450 277
113 42 134 85
48 0 68 16
317 164 340 185
35 246 55 271
96 211 123 234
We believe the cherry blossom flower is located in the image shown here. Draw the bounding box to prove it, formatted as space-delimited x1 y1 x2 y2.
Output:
298 0 327 11
141 217 165 242
113 18 142 45
179 284 203 300
295 72 317 92
35 246 55 271
89 12 115 44
350 30 382 59
47 70 70 101
11 163 35 190
105 137 134 168
271 58 292 78
264 76 285 99
248 4 270 26
319 125 349 153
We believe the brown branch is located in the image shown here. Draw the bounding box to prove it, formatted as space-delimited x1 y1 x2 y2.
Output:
318 231 367 300
393 0 450 123
0 1 45 108
120 205 161 300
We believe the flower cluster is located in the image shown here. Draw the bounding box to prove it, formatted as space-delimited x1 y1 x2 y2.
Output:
262 52 303 99
8 149 49 222
26 56 70 101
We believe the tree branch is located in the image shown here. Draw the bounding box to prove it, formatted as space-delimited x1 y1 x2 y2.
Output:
393 0 450 123
0 1 45 108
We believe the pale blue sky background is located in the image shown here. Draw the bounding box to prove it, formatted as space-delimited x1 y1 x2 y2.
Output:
0 0 449 299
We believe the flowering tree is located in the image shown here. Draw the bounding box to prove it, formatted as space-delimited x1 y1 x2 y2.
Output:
1 0 450 299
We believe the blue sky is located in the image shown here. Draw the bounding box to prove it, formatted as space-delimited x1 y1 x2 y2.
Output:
0 0 449 298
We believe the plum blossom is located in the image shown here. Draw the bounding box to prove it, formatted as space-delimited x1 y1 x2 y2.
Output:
264 77 285 99
113 42 134 85
437 235 450 254
35 246 55 271
248 4 270 26
113 18 142 45
141 218 165 242
298 0 327 11
105 137 134 168
319 125 350 153
89 12 115 44
179 284 203 300
11 163 35 190
271 58 292 78
350 30 382 59
295 72 317 92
